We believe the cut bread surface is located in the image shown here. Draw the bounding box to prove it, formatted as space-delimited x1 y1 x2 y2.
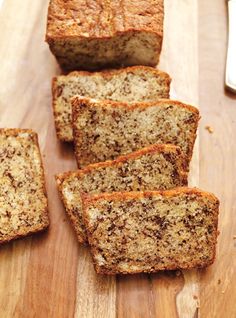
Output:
56 144 187 243
52 66 171 141
82 188 219 274
46 0 164 70
0 129 49 244
72 98 200 168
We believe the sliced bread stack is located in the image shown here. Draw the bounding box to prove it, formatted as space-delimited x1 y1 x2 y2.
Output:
56 144 187 243
53 67 219 275
48 1 219 275
52 66 171 141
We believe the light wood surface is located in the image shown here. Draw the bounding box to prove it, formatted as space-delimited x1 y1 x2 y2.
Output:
199 1 236 317
0 0 235 317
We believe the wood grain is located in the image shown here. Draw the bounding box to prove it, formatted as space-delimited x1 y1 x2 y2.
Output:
199 1 236 317
0 1 78 317
0 0 235 317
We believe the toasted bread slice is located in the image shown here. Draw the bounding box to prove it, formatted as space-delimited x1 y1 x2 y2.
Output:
82 188 219 274
0 129 49 244
72 97 200 168
56 144 187 243
52 66 171 141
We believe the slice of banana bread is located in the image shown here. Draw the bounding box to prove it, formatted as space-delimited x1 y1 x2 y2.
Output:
52 66 171 141
82 188 219 274
72 98 200 168
46 0 164 71
0 129 49 244
56 144 187 243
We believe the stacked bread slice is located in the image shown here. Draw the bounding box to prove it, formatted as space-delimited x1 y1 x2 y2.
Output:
47 0 219 275
52 66 171 141
56 144 187 243
54 67 219 275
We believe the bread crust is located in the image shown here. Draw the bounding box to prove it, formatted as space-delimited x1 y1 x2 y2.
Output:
0 129 49 244
72 97 200 167
56 173 86 244
53 65 171 82
83 187 219 205
46 0 163 40
51 66 171 142
82 188 219 275
56 143 187 182
56 143 188 244
46 1 164 70
72 97 199 115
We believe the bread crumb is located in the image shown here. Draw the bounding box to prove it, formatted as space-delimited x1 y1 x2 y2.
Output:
218 279 221 285
205 126 214 134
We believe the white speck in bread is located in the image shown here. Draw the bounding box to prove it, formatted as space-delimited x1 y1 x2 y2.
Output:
56 144 188 243
82 188 219 274
52 66 171 141
0 129 49 244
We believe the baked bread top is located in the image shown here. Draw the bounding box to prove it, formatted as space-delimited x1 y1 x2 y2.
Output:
46 0 163 39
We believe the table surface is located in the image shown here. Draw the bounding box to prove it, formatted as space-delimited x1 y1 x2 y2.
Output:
0 1 235 317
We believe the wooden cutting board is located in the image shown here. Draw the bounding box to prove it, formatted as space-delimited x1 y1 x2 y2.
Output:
0 1 235 317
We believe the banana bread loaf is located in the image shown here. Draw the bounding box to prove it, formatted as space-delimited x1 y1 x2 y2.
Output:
56 144 187 243
82 188 219 274
0 129 49 244
46 0 164 71
72 97 200 168
52 66 171 141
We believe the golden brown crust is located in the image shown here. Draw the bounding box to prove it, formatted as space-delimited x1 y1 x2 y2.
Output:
51 77 65 141
54 66 171 83
72 97 199 116
83 187 219 206
92 259 216 275
82 188 219 275
46 1 164 70
46 0 163 40
0 129 49 244
56 143 187 182
56 175 85 243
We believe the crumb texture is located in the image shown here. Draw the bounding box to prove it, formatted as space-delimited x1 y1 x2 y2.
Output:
57 145 187 243
53 66 171 141
84 189 219 274
46 0 163 70
0 129 49 243
73 99 199 168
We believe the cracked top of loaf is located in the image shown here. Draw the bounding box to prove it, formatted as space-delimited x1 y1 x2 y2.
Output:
46 0 163 39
